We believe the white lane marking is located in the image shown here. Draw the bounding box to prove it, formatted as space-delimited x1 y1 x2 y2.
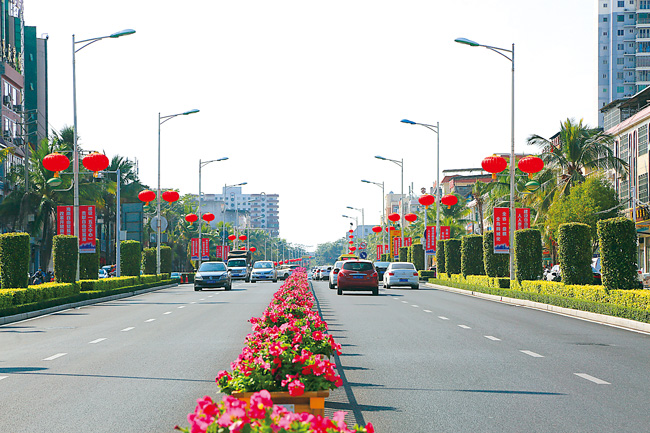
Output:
145 319 156 323
411 305 419 308
199 298 205 301
438 316 449 320
178 306 185 309
520 350 544 358
163 312 172 315
423 310 432 313
458 325 471 329
121 327 135 332
401 301 408 304
575 373 610 385
208 295 213 298
485 336 501 341
190 302 196 304
88 338 107 344
43 353 67 361
0 376 7 380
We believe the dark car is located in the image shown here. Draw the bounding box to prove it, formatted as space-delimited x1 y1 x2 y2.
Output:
194 261 231 291
373 261 390 281
337 260 378 296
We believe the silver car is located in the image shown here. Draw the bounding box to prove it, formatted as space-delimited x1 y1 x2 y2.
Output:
383 262 419 289
329 261 344 289
250 261 278 283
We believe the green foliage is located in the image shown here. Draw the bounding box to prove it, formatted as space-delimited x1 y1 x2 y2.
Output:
121 240 141 276
461 234 484 277
444 239 461 276
79 243 99 280
381 253 390 262
419 270 436 279
437 240 446 274
0 232 30 288
558 223 592 285
598 217 638 290
483 231 509 278
411 243 424 271
399 246 408 262
53 235 78 283
514 229 542 281
314 239 348 265
160 245 172 273
142 247 156 275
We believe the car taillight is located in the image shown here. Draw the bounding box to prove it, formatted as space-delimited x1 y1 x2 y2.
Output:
413 272 418 276
372 272 377 278
388 272 394 276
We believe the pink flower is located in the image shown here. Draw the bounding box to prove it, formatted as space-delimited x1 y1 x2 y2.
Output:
365 422 375 433
312 330 324 341
248 390 273 419
216 370 231 382
287 379 305 396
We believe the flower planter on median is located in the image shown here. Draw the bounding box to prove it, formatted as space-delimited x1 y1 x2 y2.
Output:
232 390 330 416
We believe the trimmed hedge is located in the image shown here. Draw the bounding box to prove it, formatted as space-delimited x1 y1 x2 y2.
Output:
558 223 592 285
399 246 408 262
142 247 156 275
78 275 162 292
79 243 99 280
419 270 436 279
437 240 446 275
410 243 424 271
483 231 509 278
53 235 78 283
0 232 30 289
461 234 484 277
121 240 141 276
598 217 638 290
514 229 542 281
437 273 510 289
445 239 461 277
161 245 172 273
381 254 390 262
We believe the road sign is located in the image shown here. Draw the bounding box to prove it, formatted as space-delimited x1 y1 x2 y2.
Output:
359 251 367 259
150 216 168 232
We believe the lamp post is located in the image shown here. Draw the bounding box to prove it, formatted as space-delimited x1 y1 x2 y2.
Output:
361 179 385 253
401 119 440 270
198 157 228 267
375 155 404 248
157 108 200 274
73 28 135 280
342 214 358 249
346 206 365 241
456 37 515 279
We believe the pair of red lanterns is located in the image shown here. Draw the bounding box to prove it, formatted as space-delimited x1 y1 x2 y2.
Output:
227 234 248 241
481 155 544 180
185 212 215 224
42 151 110 186
138 190 180 207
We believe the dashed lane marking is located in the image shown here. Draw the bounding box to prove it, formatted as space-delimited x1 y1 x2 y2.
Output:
423 310 432 313
411 305 419 308
43 353 67 361
145 319 155 322
520 350 544 358
178 306 186 309
484 336 501 341
574 373 610 385
0 376 7 380
89 338 107 344
438 316 449 320
163 312 172 315
458 325 471 329
401 301 408 304
121 327 135 332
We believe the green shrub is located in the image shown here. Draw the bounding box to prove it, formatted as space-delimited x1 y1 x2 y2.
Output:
411 243 424 271
558 223 592 285
483 231 509 278
445 239 461 276
419 270 436 279
121 240 141 276
514 229 542 281
0 232 30 289
381 253 390 262
53 235 78 283
598 217 638 290
142 247 156 275
437 240 446 275
461 234 484 277
399 246 408 262
161 246 172 273
79 243 99 280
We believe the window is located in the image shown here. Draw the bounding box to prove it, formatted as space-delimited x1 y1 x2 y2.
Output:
618 72 624 79
640 124 648 156
604 17 608 22
618 43 624 50
604 45 608 50
618 15 624 22
604 60 608 64
619 30 625 36
617 86 625 93
618 0 624 6
604 31 609 36
640 173 649 203
618 58 624 64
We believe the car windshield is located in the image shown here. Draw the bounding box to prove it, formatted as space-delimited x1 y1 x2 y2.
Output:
374 262 389 268
199 262 226 272
342 262 374 271
254 262 273 269
228 259 247 267
391 263 416 270
171 272 180 276
334 262 344 269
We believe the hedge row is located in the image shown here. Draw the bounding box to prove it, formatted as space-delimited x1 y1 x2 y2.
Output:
558 223 592 285
0 232 29 289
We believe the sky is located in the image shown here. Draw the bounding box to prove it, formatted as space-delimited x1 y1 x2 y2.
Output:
24 0 598 251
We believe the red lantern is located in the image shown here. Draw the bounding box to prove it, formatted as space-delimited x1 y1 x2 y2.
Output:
240 247 245 250
138 190 156 205
372 226 382 233
250 247 257 252
481 155 508 180
405 213 417 223
185 213 198 223
387 213 400 222
518 156 544 179
42 152 70 177
441 194 458 209
349 246 357 252
274 262 278 266
349 235 354 239
385 226 395 232
239 235 247 241
202 213 215 222
418 194 435 207
82 152 109 177
162 190 180 203
348 229 354 233
228 234 237 241
349 240 354 244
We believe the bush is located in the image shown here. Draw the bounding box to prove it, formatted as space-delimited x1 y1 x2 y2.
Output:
399 246 408 262
79 243 99 280
161 245 172 273
411 243 424 271
445 239 461 277
121 240 141 276
53 235 78 283
461 234 484 277
381 253 390 262
419 270 436 279
142 247 156 275
437 240 446 275
514 229 542 281
0 232 30 289
483 231 509 278
598 217 638 290
558 223 593 285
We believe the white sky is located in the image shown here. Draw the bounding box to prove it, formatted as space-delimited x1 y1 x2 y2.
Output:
25 0 597 251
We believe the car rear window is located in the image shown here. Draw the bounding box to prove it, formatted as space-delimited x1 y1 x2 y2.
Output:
342 262 374 271
200 262 227 272
391 263 416 270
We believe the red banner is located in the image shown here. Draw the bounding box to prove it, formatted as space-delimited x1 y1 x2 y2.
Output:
516 208 531 230
392 237 402 259
201 238 210 260
494 207 510 254
426 226 451 254
440 226 450 241
376 244 383 260
57 206 73 235
191 238 199 260
405 237 412 247
79 206 96 253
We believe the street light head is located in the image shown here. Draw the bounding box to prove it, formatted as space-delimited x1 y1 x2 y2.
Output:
217 157 229 162
183 109 200 115
375 155 387 160
401 119 416 124
361 179 370 183
455 37 480 47
239 182 248 186
110 29 136 38
346 206 354 210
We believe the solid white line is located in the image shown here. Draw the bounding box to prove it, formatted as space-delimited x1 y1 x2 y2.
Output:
178 306 185 309
88 338 107 344
411 305 419 308
438 316 449 320
145 319 155 322
520 350 544 358
423 310 432 313
574 373 610 385
121 327 135 332
484 336 501 341
43 353 67 361
163 312 172 315
458 325 471 329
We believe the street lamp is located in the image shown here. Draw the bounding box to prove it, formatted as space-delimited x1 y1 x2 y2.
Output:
157 108 200 274
361 179 386 253
346 206 365 241
198 157 228 267
456 36 515 279
72 28 135 280
375 155 404 248
401 119 440 269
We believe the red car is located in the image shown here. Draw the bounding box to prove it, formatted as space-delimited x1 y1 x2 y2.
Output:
337 260 379 296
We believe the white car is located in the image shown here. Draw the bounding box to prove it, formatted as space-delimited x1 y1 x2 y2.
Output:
329 261 344 289
250 261 278 283
383 262 419 289
318 266 332 281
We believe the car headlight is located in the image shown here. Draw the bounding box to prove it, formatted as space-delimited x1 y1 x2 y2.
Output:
195 275 203 280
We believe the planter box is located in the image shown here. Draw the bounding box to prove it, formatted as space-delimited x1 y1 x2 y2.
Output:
232 390 329 416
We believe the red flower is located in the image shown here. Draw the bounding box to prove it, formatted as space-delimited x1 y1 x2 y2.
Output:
288 379 305 396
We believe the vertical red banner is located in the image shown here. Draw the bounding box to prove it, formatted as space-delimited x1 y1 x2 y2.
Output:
405 237 412 247
425 226 435 253
376 244 383 260
201 238 210 260
191 238 199 260
57 206 73 235
440 226 451 241
516 208 531 230
393 237 402 259
215 245 223 260
79 205 96 254
493 207 510 254
223 245 230 260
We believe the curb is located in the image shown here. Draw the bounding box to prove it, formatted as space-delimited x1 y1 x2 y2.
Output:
0 282 179 326
424 282 650 334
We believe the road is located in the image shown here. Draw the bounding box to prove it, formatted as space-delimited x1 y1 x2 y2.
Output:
2 278 650 432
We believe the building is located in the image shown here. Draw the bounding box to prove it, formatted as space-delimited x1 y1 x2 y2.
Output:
24 25 47 151
597 0 650 127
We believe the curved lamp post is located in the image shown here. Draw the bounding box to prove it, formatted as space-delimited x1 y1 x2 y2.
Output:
455 36 515 279
198 157 228 267
375 155 404 248
361 179 385 254
346 206 365 242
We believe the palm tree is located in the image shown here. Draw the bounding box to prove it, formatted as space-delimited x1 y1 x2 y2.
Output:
469 180 495 235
